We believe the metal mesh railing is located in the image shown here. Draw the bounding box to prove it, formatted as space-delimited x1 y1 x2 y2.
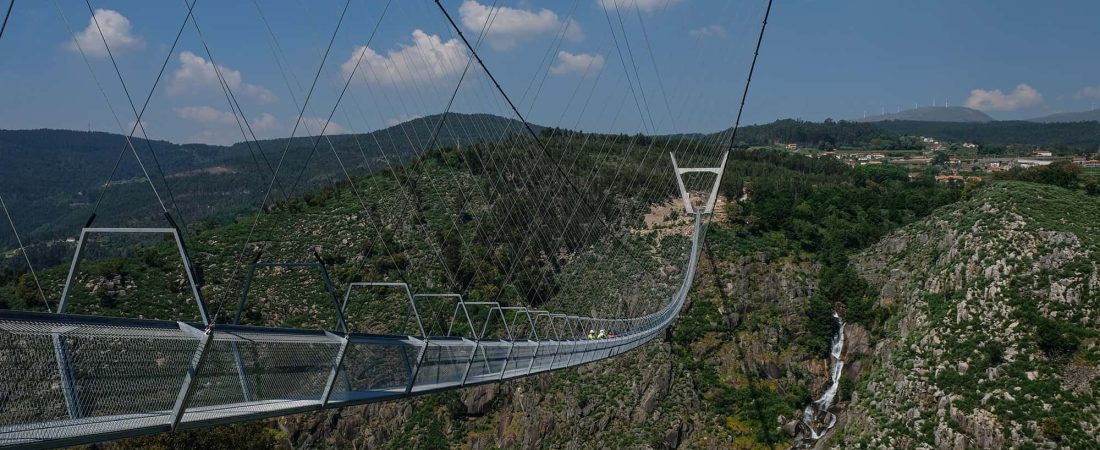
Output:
0 215 704 449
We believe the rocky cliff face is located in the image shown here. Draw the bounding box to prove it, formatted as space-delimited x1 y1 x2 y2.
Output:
831 182 1100 448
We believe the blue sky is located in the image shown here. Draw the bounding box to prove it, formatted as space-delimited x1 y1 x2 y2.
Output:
1 0 1099 145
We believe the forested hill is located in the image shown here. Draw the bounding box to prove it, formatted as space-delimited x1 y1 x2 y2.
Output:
873 120 1100 150
0 113 534 261
719 119 919 150
717 118 1100 151
1028 107 1100 123
5 111 1099 264
858 106 994 123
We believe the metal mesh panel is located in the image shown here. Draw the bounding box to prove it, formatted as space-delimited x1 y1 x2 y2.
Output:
0 318 195 445
240 340 336 401
557 342 580 370
503 342 537 375
465 341 511 382
0 332 68 429
188 330 338 410
63 333 194 419
186 340 249 408
338 341 416 393
530 341 559 373
411 340 474 390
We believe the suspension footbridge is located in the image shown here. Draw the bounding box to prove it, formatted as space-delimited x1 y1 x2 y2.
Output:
0 211 702 450
0 0 773 448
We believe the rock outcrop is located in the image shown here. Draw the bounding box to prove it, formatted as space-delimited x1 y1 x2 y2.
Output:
830 182 1100 448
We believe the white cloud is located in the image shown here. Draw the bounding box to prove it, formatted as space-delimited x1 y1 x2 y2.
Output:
168 51 276 103
126 120 150 133
964 83 1043 112
341 30 469 87
459 1 583 51
1074 86 1100 101
598 0 684 14
176 108 279 144
175 108 281 143
550 51 605 76
250 113 278 133
300 117 349 136
174 106 237 125
689 25 726 39
64 9 143 57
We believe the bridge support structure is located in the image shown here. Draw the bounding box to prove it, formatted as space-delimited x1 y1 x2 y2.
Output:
670 151 729 215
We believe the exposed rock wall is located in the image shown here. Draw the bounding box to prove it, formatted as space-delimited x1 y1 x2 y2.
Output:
831 182 1100 449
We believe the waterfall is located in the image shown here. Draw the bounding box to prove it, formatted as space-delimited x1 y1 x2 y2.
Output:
798 311 846 444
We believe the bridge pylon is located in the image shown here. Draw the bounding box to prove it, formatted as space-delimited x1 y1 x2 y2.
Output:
669 151 729 215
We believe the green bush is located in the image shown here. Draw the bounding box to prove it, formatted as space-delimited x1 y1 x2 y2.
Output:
983 341 1006 366
996 161 1081 189
1035 319 1079 358
805 295 837 357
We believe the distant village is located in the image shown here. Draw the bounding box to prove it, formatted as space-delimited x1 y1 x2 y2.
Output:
780 136 1100 184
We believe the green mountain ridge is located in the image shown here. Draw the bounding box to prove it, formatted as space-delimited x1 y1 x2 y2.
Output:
872 120 1100 150
1028 108 1100 124
858 106 995 123
0 113 536 264
10 112 1100 273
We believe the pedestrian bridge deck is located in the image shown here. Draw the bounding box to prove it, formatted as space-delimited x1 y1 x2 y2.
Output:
0 216 703 450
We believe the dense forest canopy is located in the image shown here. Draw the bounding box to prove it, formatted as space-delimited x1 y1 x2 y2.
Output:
873 120 1100 151
719 118 1100 152
724 119 918 150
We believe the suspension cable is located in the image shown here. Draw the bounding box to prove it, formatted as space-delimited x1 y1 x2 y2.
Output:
701 0 774 234
689 0 775 329
255 0 458 296
433 0 653 274
725 0 774 153
183 1 288 205
0 0 51 312
607 1 655 134
633 6 677 134
385 0 503 293
0 196 50 312
83 0 198 223
0 0 13 41
206 0 353 325
84 1 176 216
